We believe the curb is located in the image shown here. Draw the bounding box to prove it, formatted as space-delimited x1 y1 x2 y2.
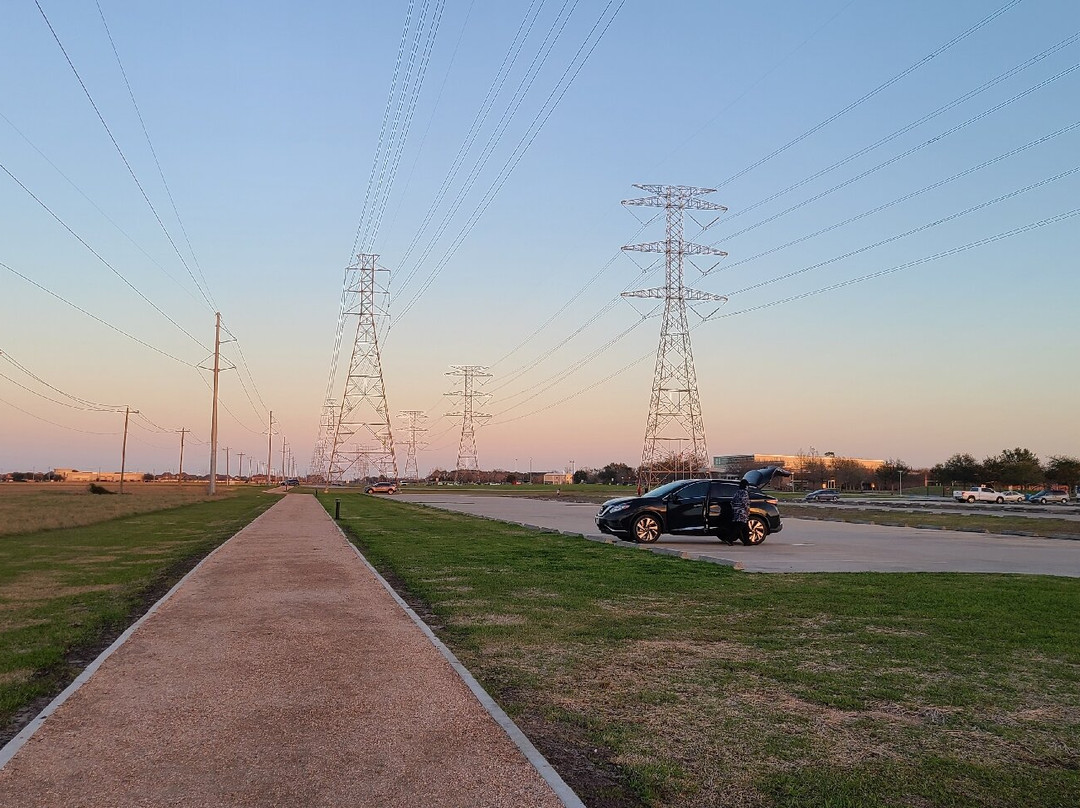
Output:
328 511 586 808
0 503 279 771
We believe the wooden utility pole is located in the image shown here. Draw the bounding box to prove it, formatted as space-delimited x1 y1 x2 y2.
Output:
281 439 287 485
177 428 188 484
267 410 273 487
120 406 138 494
237 451 245 484
209 312 221 494
224 446 231 486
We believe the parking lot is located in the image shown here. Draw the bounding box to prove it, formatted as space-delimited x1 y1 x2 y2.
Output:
397 494 1080 576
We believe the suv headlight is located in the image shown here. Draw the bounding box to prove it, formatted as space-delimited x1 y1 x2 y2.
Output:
606 502 630 514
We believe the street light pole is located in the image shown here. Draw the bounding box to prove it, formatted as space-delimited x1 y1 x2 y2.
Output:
899 470 904 495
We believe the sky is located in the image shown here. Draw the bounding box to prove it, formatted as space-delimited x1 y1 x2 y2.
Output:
1 0 1078 477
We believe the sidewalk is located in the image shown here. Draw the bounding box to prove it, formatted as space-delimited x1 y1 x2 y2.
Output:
0 494 568 807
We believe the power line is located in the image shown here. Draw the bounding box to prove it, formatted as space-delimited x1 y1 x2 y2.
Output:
0 259 198 366
93 0 217 310
0 160 210 353
392 0 626 326
34 0 216 312
713 0 1026 190
710 39 1080 240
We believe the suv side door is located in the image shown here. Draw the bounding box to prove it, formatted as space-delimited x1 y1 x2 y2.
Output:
706 482 739 534
665 481 711 532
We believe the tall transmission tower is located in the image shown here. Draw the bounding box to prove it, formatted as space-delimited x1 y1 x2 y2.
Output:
622 184 728 491
309 397 336 483
445 366 491 478
327 254 398 484
399 410 427 481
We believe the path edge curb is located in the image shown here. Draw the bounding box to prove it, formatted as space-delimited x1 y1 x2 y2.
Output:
0 500 280 771
329 512 587 808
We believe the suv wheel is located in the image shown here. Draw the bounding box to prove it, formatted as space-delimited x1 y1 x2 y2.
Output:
632 514 662 543
742 517 768 546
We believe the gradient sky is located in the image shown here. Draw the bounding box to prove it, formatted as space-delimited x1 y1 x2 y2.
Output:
1 0 1078 477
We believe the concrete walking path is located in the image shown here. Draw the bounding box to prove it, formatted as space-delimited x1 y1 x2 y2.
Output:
0 494 569 807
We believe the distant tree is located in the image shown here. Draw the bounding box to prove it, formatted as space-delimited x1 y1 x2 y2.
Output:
933 453 983 485
983 448 1042 488
505 472 518 484
572 469 591 484
1045 456 1080 491
796 448 827 488
599 462 635 485
831 457 871 490
875 459 911 491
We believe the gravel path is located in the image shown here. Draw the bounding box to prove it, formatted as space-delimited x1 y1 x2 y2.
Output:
0 494 566 807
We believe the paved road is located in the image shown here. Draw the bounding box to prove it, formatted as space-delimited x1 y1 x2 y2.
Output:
0 495 569 808
398 495 1080 577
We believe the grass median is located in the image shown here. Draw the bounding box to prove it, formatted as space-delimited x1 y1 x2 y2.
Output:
325 491 1080 808
0 487 277 744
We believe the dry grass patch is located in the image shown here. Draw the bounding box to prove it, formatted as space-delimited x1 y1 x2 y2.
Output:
0 483 231 536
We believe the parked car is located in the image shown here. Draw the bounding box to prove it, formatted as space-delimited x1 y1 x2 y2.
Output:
595 467 790 545
953 485 1014 504
804 488 840 502
999 490 1027 503
365 481 398 494
1027 489 1069 505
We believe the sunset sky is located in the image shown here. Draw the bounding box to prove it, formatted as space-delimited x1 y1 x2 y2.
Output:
2 0 1078 477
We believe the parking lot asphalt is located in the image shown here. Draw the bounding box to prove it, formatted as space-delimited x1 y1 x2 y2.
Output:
397 495 1080 577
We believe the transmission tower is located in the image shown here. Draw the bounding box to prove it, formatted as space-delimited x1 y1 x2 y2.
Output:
445 366 491 479
399 410 427 481
621 184 728 491
327 254 398 484
309 397 336 483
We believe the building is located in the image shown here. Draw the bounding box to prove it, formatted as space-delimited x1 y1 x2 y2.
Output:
542 472 573 485
52 468 150 483
711 453 885 489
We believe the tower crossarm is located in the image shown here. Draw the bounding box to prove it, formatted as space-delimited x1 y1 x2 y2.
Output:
623 241 728 256
622 287 727 302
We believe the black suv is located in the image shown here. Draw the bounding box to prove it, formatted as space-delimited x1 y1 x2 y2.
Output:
595 467 789 545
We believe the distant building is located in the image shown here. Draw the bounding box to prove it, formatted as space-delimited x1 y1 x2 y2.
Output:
711 453 885 489
52 468 150 483
543 472 573 485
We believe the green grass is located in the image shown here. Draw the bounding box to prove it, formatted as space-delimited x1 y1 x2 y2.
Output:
0 488 276 742
783 504 1080 538
323 492 1080 808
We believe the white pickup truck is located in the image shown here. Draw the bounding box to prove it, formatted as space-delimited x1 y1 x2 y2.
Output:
952 486 1023 504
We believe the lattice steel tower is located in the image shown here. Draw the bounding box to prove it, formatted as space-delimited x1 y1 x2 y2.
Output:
309 397 336 483
328 254 398 483
399 410 427 482
445 366 491 476
622 185 728 490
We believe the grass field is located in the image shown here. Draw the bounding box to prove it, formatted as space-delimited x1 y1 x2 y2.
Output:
323 491 1080 808
0 481 228 536
0 486 276 743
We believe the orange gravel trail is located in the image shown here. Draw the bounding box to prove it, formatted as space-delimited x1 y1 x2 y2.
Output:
0 494 564 807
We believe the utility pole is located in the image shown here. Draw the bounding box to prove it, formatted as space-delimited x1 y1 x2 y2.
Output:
622 185 728 491
281 438 287 484
267 410 273 487
119 405 138 494
445 366 491 481
399 410 427 481
328 254 398 485
237 451 245 484
224 447 231 486
209 312 221 494
177 428 188 485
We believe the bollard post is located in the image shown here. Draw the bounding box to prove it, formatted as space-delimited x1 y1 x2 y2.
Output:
334 498 341 520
